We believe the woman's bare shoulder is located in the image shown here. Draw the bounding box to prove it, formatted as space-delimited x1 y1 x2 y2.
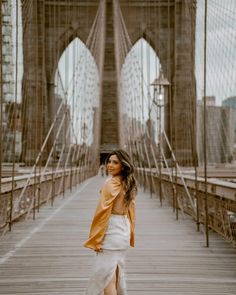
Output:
102 177 122 196
104 176 121 186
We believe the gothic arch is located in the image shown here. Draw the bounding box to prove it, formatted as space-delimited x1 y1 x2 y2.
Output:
49 27 96 85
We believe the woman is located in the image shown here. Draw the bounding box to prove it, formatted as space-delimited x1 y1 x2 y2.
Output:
84 149 137 295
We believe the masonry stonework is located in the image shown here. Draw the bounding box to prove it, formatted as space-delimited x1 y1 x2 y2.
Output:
21 0 197 166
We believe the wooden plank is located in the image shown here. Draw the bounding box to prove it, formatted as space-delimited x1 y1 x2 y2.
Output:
0 175 236 294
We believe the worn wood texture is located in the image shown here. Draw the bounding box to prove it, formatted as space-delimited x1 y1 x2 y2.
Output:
0 176 236 294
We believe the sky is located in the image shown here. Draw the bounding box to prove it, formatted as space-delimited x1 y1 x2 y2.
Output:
195 0 236 105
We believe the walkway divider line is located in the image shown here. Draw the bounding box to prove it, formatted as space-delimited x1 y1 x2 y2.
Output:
0 177 94 265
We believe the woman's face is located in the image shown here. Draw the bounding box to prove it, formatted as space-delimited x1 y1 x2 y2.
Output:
107 154 123 177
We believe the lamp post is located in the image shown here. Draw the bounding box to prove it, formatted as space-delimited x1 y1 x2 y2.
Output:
150 67 170 206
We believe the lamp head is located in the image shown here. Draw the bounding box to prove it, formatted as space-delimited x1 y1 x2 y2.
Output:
150 68 170 88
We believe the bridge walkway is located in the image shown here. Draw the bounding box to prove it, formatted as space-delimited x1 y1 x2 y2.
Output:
0 176 236 294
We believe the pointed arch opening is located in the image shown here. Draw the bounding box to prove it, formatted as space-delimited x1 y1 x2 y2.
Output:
120 38 162 146
54 37 100 157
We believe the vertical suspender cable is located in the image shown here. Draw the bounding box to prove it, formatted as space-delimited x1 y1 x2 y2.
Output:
140 39 146 191
63 0 70 197
167 0 176 215
84 1 89 180
0 0 2 209
173 0 178 219
158 0 163 206
9 0 19 231
50 0 55 206
134 1 143 182
167 0 171 149
33 0 38 220
146 1 153 198
51 0 57 205
29 2 33 165
140 5 146 188
38 0 46 212
37 0 41 213
191 1 200 232
70 6 76 192
203 0 209 247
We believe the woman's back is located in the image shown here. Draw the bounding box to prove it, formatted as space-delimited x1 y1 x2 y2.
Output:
111 190 128 215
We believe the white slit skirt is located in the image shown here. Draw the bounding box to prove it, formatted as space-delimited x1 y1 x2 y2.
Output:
86 214 131 295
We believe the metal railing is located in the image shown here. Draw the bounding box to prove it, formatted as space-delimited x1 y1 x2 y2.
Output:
0 166 96 232
136 169 236 247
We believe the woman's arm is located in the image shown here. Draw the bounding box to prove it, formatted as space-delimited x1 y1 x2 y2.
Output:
128 199 135 247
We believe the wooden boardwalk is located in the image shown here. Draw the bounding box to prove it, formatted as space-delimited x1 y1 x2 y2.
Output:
0 176 236 295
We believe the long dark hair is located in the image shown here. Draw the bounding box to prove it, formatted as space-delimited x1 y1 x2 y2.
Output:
106 149 137 204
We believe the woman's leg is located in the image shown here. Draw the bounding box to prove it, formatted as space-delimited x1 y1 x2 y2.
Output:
104 266 119 295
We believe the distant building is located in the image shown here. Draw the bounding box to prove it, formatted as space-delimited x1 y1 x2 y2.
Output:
203 95 216 106
197 100 234 164
222 96 236 143
198 96 216 107
2 102 22 162
54 94 71 163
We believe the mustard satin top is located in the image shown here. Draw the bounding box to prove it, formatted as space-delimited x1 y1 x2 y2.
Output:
84 176 135 252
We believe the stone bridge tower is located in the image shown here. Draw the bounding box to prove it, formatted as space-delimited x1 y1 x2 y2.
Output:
21 0 196 165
